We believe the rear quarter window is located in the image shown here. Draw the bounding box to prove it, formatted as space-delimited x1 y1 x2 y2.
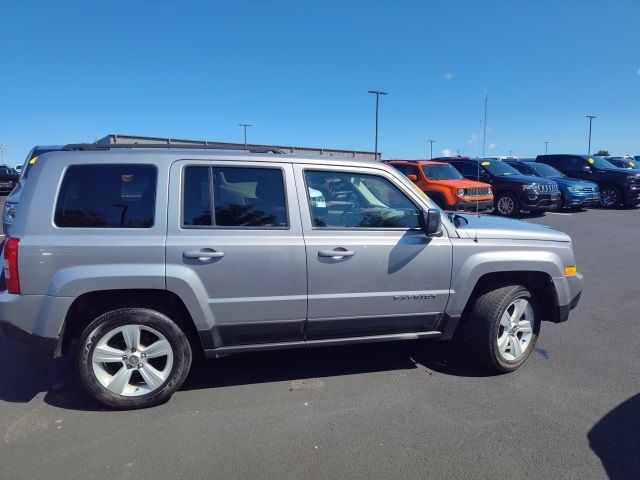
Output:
54 164 157 228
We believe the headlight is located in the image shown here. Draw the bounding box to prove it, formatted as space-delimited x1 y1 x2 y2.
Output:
568 186 581 193
457 188 465 196
522 184 538 191
3 202 17 225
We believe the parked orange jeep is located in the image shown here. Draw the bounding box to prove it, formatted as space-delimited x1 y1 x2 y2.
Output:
386 160 494 212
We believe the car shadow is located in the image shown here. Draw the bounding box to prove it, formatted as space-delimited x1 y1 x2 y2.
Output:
0 336 493 411
588 393 640 480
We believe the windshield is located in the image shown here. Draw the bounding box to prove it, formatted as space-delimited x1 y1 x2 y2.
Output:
481 160 520 176
527 162 566 178
423 164 464 180
588 156 617 169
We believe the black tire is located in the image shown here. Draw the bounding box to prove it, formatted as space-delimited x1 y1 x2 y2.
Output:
469 284 540 373
599 185 622 209
494 192 520 217
78 308 192 409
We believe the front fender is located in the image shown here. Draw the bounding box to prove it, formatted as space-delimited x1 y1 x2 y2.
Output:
446 240 567 316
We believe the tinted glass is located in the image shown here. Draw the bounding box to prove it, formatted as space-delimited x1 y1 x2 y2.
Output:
458 162 484 177
304 170 420 229
526 162 565 178
55 164 156 228
423 164 464 180
588 156 617 169
508 162 536 176
183 166 212 226
183 166 288 228
393 164 420 177
481 160 520 176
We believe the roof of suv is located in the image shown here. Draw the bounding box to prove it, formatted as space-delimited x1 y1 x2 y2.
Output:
386 160 450 166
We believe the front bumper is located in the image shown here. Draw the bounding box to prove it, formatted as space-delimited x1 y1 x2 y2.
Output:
563 191 601 208
521 192 562 211
551 272 583 323
622 186 640 205
451 199 494 213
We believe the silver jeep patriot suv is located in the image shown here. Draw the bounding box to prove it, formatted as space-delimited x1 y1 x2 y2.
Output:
0 144 582 409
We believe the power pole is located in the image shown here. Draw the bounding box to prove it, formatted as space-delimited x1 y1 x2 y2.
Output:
544 141 549 154
238 124 252 147
428 140 435 159
368 90 388 160
586 115 596 155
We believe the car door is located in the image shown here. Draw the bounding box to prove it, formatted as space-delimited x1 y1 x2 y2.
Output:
165 160 307 349
294 164 453 340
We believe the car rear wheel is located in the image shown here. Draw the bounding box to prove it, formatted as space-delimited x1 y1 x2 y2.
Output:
495 192 520 217
599 186 621 208
469 284 540 373
78 308 192 409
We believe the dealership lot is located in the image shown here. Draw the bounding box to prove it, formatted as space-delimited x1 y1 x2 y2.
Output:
0 202 638 479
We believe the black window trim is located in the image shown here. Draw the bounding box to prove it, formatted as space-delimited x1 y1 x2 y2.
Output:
53 163 158 230
180 163 291 231
302 167 424 232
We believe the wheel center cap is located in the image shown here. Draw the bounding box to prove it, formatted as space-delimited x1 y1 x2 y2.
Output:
509 323 518 335
128 355 140 366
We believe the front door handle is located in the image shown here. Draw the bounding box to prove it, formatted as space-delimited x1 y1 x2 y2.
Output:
183 249 225 260
318 248 355 259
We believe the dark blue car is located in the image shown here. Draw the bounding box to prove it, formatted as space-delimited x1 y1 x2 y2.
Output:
504 160 600 209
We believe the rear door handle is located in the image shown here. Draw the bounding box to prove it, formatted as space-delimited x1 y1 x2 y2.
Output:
183 249 225 260
318 248 355 259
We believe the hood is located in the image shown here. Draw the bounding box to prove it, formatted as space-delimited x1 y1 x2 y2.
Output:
454 214 571 242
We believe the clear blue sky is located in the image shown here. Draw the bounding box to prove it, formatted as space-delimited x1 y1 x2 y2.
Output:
1 0 639 165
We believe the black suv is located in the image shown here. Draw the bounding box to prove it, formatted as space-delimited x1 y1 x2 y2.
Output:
435 157 560 217
535 154 640 208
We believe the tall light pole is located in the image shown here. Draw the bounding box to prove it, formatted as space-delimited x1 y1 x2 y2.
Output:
509 150 514 157
544 141 549 154
586 115 596 155
428 140 435 159
368 90 387 160
238 123 252 147
0 144 6 165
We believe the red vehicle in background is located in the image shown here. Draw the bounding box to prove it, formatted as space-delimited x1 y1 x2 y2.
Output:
386 160 494 212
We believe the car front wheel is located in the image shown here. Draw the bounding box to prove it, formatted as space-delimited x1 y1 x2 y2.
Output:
495 192 520 217
78 308 192 409
469 284 540 373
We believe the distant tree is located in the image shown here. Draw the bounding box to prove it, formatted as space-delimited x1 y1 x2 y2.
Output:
595 150 609 156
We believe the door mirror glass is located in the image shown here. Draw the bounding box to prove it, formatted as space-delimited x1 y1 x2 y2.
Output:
582 165 592 172
407 174 418 182
420 208 442 236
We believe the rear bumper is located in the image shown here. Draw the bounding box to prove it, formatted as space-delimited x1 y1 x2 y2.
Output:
0 322 60 356
0 292 72 358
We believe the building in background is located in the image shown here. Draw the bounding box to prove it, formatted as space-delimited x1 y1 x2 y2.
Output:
96 134 380 160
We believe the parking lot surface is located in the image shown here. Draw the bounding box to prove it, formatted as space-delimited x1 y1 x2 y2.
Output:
0 206 638 479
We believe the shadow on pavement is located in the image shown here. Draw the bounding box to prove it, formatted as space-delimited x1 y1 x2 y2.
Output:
588 393 640 480
0 335 493 411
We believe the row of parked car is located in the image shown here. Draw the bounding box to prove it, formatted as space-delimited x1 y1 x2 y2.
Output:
385 154 640 217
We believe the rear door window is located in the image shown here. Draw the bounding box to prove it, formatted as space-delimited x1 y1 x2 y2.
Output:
182 166 288 228
55 164 157 228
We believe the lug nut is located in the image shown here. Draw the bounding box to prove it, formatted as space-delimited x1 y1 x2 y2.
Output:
131 347 137 353
141 353 146 358
122 355 127 361
126 364 132 369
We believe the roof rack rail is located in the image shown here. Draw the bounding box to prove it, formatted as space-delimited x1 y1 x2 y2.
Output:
60 143 285 154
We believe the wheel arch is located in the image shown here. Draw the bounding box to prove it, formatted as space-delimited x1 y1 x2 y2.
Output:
60 289 204 356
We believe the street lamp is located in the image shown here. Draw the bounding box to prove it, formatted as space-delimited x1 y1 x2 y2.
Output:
508 150 514 157
586 115 596 155
428 140 435 159
544 141 549 154
0 144 6 165
238 123 252 147
368 90 387 160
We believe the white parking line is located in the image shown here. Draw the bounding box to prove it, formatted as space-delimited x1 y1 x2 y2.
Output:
546 212 572 216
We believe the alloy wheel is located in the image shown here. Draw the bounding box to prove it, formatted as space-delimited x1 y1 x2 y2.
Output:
91 324 174 396
600 188 618 208
497 196 515 215
496 298 534 361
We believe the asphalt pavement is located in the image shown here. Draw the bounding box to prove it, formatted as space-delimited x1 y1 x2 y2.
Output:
0 206 639 480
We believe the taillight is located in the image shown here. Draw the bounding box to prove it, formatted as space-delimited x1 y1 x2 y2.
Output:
3 237 20 294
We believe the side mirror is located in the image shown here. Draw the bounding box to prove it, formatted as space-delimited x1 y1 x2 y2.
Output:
407 174 418 182
420 208 442 236
582 165 592 172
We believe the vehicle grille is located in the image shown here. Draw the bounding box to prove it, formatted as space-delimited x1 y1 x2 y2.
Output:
581 187 595 192
463 186 492 197
538 184 559 193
